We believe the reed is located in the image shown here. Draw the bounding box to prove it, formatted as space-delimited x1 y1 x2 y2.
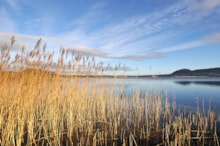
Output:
0 37 219 145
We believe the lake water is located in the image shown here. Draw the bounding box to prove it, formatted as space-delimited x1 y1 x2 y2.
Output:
98 77 220 113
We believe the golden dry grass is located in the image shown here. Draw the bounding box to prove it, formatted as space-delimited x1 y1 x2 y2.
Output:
0 37 219 146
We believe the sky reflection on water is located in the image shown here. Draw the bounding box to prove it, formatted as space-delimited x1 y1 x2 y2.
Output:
106 77 220 112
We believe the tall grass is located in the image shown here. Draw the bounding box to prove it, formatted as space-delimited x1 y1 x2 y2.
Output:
0 37 219 145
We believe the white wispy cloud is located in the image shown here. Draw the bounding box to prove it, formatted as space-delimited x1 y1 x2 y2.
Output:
178 0 220 23
1 0 219 61
0 32 110 60
188 0 220 17
0 32 63 51
61 0 213 55
157 40 205 53
109 52 164 60
54 1 185 58
0 32 164 61
68 46 108 57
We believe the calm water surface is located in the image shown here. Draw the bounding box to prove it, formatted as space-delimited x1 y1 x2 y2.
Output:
97 77 220 113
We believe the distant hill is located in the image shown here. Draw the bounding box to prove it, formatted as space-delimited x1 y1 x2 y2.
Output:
171 67 220 77
2 67 220 78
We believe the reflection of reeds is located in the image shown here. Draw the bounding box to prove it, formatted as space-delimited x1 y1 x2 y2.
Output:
0 37 219 145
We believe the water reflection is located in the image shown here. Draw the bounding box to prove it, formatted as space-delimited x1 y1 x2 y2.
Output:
105 77 220 113
175 81 220 86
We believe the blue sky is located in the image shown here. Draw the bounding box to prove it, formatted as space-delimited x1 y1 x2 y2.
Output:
0 0 220 75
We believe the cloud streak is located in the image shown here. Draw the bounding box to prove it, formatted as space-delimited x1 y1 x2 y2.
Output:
176 0 220 24
0 32 165 60
1 0 220 61
53 0 219 59
187 0 220 18
157 41 205 53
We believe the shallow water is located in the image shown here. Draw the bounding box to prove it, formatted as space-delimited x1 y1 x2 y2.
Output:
94 77 220 113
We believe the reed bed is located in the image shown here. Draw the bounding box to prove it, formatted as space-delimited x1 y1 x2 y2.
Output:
0 37 219 145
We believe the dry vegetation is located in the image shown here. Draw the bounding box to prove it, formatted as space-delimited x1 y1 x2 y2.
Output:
0 37 219 145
